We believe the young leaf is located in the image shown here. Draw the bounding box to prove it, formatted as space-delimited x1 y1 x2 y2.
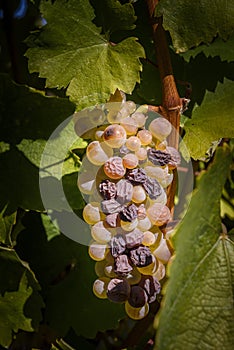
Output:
25 0 145 109
182 78 234 160
156 0 234 52
156 146 234 350
0 247 44 348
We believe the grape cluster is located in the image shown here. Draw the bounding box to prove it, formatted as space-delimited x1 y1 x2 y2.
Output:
77 100 180 320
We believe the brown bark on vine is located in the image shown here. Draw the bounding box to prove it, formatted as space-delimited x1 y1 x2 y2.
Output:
146 0 182 215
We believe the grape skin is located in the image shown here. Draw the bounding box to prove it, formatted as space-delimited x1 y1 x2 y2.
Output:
123 153 139 169
93 277 110 299
103 124 127 148
86 141 113 165
125 301 149 320
91 221 113 244
83 202 101 225
89 241 108 261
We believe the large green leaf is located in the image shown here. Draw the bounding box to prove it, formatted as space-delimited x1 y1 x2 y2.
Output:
156 0 234 52
25 0 145 109
181 34 234 63
0 247 44 348
182 78 234 160
16 212 125 339
156 146 233 350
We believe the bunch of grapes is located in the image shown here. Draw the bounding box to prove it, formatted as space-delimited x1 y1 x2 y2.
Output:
77 100 180 320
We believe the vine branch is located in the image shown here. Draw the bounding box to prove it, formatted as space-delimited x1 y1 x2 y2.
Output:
146 0 182 214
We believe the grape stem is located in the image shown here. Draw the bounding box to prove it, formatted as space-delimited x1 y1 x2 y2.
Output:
146 0 182 214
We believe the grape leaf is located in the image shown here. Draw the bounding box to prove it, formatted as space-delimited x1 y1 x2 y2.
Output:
0 247 44 348
181 34 234 63
0 142 10 154
41 213 61 241
0 74 75 145
90 0 136 34
0 148 44 213
25 0 145 109
182 78 234 160
156 145 234 350
135 60 161 105
156 0 234 52
17 122 86 180
0 207 16 245
16 212 125 339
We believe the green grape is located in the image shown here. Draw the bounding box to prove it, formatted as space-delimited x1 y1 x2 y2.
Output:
132 185 146 203
122 153 139 169
131 112 147 128
83 202 101 225
153 260 166 281
120 117 138 135
144 165 173 188
125 136 141 151
106 102 124 124
142 231 156 246
137 255 158 275
135 147 147 161
134 104 148 114
88 241 108 261
91 221 113 243
156 139 168 150
120 218 138 231
147 203 171 226
137 216 152 231
77 157 98 194
86 141 113 165
93 276 110 299
125 100 136 114
137 129 152 146
149 117 172 141
104 262 117 278
95 260 107 277
125 301 149 320
77 171 95 195
95 130 104 141
152 238 172 264
103 124 127 148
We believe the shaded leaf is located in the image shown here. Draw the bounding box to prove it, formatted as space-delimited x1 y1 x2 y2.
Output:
182 34 234 63
0 148 44 213
91 0 136 34
0 74 75 145
0 142 10 154
41 213 61 241
17 122 86 180
16 212 125 339
156 0 234 52
156 146 233 350
25 0 145 109
0 247 43 348
0 207 16 245
182 79 234 160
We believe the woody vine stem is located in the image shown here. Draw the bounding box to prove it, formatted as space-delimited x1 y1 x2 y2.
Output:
146 0 183 217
